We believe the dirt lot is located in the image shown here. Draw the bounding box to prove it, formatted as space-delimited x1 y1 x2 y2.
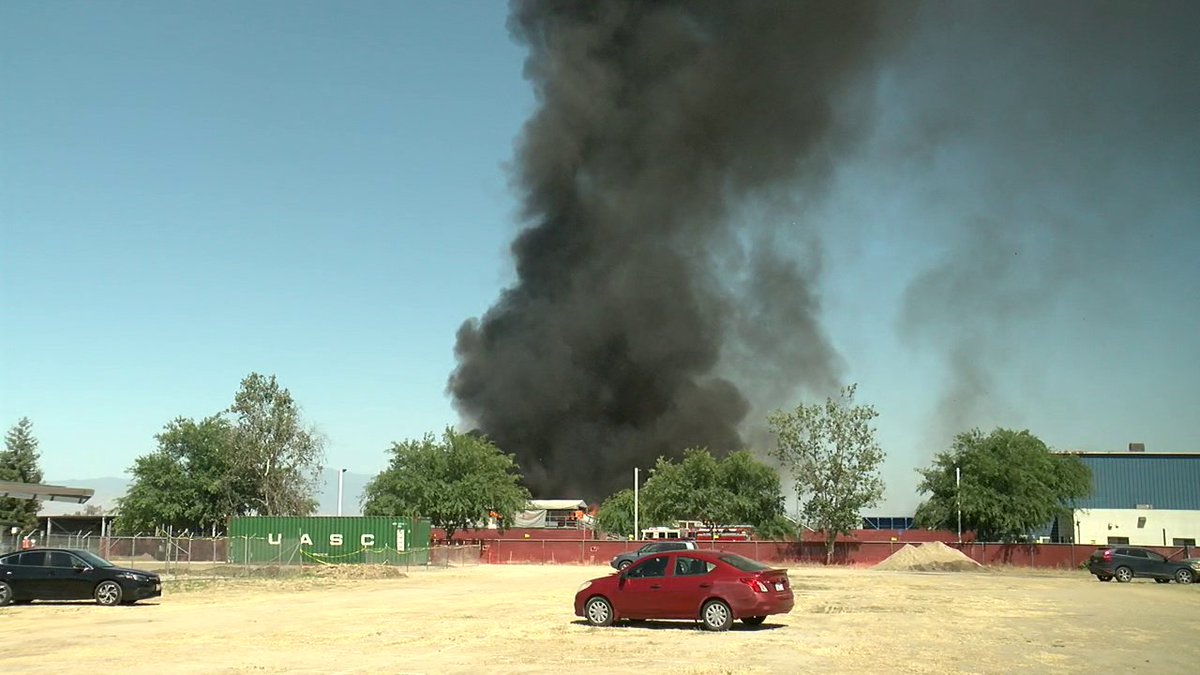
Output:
1 564 1196 674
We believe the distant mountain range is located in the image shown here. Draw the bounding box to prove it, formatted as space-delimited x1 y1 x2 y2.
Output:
38 469 372 517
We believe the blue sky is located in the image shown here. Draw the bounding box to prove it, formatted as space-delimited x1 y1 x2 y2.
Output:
3 3 1197 514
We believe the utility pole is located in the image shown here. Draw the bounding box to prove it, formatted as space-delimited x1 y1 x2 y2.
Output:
337 468 347 517
633 467 640 541
956 466 962 544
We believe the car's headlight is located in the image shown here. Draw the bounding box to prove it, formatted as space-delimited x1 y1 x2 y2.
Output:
117 572 147 582
576 581 592 594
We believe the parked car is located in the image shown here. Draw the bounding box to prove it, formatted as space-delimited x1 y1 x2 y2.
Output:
610 540 698 570
577 549 793 631
0 548 162 606
1086 546 1198 584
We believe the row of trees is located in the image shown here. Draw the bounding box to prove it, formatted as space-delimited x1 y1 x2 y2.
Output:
115 372 326 534
5 379 1093 556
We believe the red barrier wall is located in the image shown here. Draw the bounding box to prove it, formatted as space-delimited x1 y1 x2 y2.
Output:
479 539 1188 569
432 527 596 544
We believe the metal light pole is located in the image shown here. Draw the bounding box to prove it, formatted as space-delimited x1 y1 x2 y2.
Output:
633 467 640 541
956 466 962 544
337 468 347 517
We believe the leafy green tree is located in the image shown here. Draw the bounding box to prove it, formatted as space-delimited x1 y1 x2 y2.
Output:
914 427 1092 542
753 514 801 541
0 418 44 530
639 448 787 537
768 384 885 564
114 416 243 534
362 428 531 541
595 489 645 539
227 373 325 516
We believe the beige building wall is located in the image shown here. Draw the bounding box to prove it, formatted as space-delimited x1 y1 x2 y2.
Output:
1072 508 1200 547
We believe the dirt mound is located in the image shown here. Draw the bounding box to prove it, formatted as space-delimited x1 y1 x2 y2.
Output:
306 564 409 580
873 541 984 573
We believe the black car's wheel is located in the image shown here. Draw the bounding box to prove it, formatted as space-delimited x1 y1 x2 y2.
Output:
1096 575 1112 582
700 599 733 632
742 616 767 626
0 581 12 607
1175 568 1195 585
1155 578 1170 584
95 580 123 606
618 560 632 570
584 596 614 627
1114 566 1133 583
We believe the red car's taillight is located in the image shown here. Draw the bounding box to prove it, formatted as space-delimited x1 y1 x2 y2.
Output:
741 578 769 593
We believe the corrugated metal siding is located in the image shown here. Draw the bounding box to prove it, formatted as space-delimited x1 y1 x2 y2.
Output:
227 516 432 564
1075 455 1200 509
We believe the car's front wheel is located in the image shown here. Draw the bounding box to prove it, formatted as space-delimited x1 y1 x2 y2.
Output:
618 560 632 570
1114 566 1133 583
1176 568 1195 585
700 599 733 632
742 616 766 626
94 580 123 606
584 596 614 627
0 581 12 607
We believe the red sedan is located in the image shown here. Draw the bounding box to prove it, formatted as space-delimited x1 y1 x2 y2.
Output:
573 549 793 631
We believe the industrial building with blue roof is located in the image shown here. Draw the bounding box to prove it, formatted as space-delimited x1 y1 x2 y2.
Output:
1056 446 1200 547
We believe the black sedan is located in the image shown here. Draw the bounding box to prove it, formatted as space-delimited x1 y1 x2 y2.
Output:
0 548 162 606
1087 546 1198 584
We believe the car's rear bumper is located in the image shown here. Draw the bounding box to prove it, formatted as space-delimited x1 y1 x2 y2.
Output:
1087 564 1116 575
735 590 794 617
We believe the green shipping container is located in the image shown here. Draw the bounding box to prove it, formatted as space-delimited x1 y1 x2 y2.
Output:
227 516 432 566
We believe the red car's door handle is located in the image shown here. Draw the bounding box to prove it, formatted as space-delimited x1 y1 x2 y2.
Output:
649 584 661 590
698 583 712 588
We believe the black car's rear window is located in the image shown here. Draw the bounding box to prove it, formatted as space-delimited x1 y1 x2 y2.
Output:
718 554 771 572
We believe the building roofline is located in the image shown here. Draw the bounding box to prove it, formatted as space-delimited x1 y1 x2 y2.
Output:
1058 450 1200 457
0 481 95 503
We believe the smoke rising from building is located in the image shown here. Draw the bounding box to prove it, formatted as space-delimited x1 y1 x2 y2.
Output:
450 1 1199 500
449 1 900 500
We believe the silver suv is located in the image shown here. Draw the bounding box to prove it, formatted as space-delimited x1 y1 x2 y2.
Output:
610 540 699 570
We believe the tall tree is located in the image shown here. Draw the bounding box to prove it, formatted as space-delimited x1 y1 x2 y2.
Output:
114 416 243 535
227 373 325 516
595 489 644 539
768 384 885 564
362 428 531 541
914 427 1092 542
0 418 44 530
639 448 787 537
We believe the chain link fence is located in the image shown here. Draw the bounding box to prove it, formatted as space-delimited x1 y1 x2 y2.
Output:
9 534 480 576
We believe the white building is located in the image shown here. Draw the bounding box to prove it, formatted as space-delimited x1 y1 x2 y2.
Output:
1055 447 1200 548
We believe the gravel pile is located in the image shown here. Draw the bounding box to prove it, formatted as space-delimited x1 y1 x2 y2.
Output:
873 541 984 572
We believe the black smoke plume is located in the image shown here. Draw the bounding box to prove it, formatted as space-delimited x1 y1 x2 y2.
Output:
449 1 902 500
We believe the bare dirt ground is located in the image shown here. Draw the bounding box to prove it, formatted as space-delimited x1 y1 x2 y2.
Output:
2 564 1196 674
